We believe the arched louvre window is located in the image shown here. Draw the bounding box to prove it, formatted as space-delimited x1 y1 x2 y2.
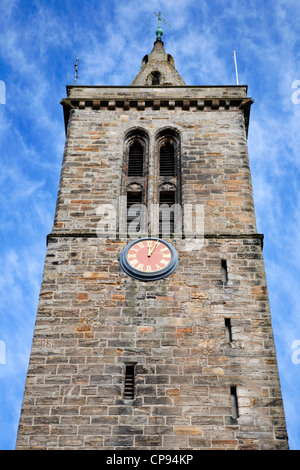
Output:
121 128 149 238
160 141 175 176
155 128 182 238
128 141 143 177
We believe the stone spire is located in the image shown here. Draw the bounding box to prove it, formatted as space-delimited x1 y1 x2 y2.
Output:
130 36 186 86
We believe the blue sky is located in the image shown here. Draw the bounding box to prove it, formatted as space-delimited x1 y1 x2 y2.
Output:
0 0 300 450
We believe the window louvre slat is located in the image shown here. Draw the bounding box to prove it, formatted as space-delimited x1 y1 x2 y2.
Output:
160 142 175 176
128 142 143 176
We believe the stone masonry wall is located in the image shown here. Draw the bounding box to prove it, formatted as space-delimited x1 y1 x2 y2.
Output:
16 86 288 450
16 236 288 449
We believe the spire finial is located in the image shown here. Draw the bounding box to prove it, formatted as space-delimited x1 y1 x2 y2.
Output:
154 11 171 40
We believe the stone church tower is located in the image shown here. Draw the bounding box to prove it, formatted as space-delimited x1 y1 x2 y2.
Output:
16 25 289 450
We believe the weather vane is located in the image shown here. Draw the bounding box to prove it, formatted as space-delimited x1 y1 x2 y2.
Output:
154 11 171 40
74 57 79 85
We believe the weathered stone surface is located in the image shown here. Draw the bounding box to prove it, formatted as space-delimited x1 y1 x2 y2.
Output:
16 235 288 449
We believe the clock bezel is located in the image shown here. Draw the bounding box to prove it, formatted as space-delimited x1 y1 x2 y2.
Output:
119 237 179 281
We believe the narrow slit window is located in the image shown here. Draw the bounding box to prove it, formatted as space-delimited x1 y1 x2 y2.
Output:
225 318 233 343
127 192 142 235
159 191 175 238
231 386 239 419
124 364 135 399
128 141 143 177
221 259 228 282
160 142 175 176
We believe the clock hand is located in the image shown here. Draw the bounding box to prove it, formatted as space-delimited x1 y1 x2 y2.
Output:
148 240 159 257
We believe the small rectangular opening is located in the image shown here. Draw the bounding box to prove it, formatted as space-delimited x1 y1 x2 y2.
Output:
231 386 239 419
127 192 142 235
124 364 135 399
159 191 175 238
225 318 232 343
221 259 228 282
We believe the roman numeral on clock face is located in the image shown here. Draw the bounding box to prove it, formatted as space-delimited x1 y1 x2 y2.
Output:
160 259 169 266
130 259 138 267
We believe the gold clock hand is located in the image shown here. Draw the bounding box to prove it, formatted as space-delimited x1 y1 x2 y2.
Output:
149 240 159 257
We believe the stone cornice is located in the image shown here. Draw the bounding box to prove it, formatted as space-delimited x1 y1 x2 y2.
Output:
60 95 253 136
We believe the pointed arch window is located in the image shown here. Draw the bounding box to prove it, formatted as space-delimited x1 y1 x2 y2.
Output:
124 128 148 179
160 141 175 176
156 129 180 179
155 128 182 238
121 129 149 238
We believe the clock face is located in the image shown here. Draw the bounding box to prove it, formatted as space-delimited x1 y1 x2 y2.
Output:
127 239 172 273
119 238 179 281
